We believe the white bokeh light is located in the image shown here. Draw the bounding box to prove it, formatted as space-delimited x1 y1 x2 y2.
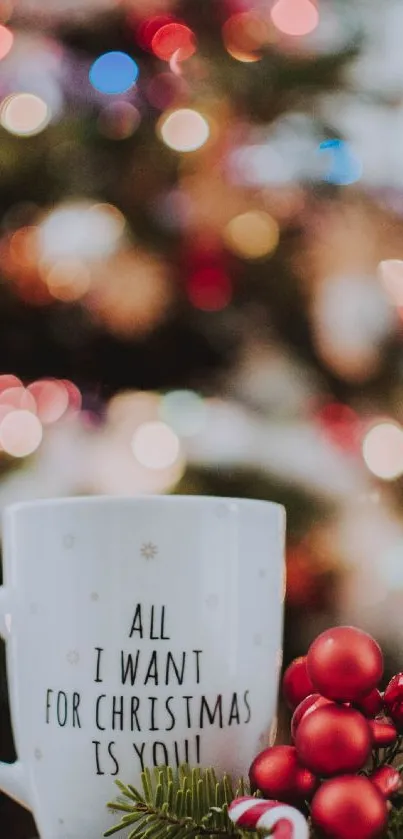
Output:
0 93 50 137
362 422 403 480
132 421 180 469
38 202 125 263
159 109 210 152
0 410 43 457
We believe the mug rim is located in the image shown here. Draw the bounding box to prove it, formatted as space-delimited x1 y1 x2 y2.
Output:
3 494 285 516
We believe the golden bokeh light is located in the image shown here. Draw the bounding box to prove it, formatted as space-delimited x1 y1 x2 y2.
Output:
224 210 279 259
44 259 91 302
222 12 274 62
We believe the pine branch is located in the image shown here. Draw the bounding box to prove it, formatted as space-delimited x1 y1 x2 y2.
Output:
105 765 257 839
106 759 403 839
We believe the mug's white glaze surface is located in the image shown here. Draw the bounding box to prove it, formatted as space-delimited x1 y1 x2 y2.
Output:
0 495 285 839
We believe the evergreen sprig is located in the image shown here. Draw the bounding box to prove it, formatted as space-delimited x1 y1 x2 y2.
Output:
106 759 403 839
105 765 258 839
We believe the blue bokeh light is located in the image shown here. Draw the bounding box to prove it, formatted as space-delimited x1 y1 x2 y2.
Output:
318 138 362 186
89 51 139 95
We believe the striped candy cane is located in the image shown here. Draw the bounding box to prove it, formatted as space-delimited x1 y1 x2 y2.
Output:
228 796 308 839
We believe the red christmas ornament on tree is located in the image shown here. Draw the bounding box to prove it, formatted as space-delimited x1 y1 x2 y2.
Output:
384 672 403 729
249 745 317 803
295 704 372 776
307 626 383 702
369 717 397 747
291 693 332 741
311 775 388 839
354 688 384 718
371 765 402 798
283 656 314 710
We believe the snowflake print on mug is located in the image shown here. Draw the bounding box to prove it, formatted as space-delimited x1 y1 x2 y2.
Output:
141 542 158 560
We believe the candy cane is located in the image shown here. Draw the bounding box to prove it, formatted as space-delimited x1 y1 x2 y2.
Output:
228 796 309 839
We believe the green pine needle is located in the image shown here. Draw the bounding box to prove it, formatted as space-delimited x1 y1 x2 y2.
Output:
105 765 259 839
106 757 403 839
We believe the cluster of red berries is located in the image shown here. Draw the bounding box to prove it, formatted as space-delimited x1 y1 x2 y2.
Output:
249 626 403 839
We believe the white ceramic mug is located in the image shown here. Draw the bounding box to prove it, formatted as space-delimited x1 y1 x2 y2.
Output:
0 496 285 839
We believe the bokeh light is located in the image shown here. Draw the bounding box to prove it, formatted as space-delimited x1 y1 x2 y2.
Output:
98 102 141 140
362 422 403 481
44 259 91 302
89 52 139 95
151 23 196 61
378 260 403 306
271 0 319 36
318 139 362 186
224 211 279 260
135 15 174 51
9 227 39 269
0 375 21 394
187 267 232 312
61 380 82 414
316 403 361 452
88 249 172 338
132 421 180 469
0 24 13 60
0 386 36 413
28 380 69 425
0 410 42 457
0 93 50 137
160 390 206 437
222 12 273 62
159 108 210 152
38 202 124 263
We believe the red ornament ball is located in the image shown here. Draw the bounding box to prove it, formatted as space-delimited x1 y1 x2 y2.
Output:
283 656 314 710
295 765 318 800
354 688 384 718
307 626 383 702
311 776 388 839
291 693 332 740
371 765 402 798
384 673 403 729
295 704 372 776
369 717 397 747
249 745 316 804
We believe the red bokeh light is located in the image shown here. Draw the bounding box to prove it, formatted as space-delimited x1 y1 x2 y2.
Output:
316 403 361 452
134 15 175 51
0 386 36 413
0 24 13 61
28 379 69 425
151 23 196 62
0 374 22 394
61 380 82 414
187 267 232 312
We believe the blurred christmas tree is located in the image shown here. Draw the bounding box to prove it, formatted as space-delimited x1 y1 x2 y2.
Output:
0 0 363 648
5 1 403 834
2 0 403 692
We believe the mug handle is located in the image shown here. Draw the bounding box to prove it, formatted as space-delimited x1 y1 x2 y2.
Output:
0 586 32 810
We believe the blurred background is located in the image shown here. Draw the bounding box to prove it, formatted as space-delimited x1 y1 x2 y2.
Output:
1 0 403 833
